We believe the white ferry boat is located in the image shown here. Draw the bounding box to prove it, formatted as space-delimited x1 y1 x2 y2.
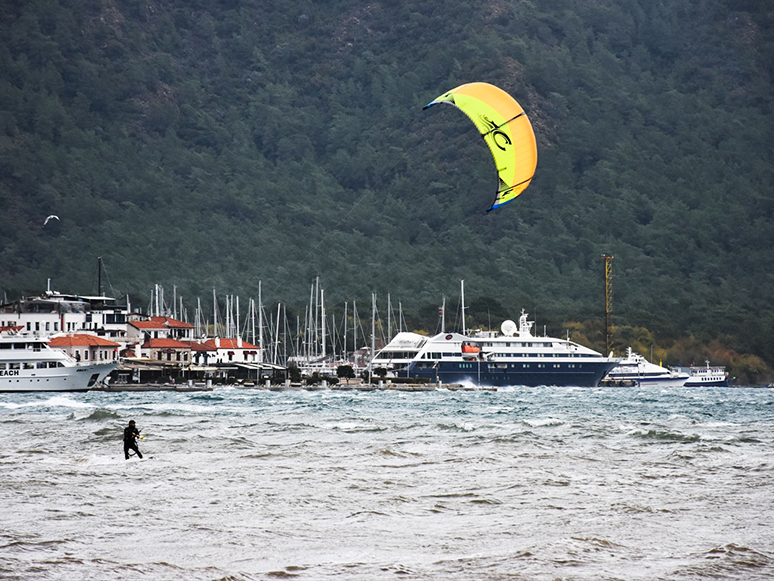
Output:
606 347 689 387
0 328 117 392
678 361 731 387
381 310 618 387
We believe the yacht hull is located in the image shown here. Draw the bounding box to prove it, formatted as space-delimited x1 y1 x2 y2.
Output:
0 363 117 392
407 360 618 388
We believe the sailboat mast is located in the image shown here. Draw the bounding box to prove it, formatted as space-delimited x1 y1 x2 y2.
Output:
387 293 391 344
370 293 376 384
461 280 466 335
274 303 281 364
196 297 202 338
343 302 348 363
236 296 241 339
308 283 315 359
258 282 263 362
282 304 287 366
331 312 336 364
248 299 255 345
213 288 218 338
97 256 102 297
314 278 319 359
321 287 326 359
441 296 446 333
353 300 357 369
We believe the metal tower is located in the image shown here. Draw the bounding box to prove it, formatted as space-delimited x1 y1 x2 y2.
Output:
601 254 613 355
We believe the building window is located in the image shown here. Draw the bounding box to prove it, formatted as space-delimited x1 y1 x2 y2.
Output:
45 322 50 331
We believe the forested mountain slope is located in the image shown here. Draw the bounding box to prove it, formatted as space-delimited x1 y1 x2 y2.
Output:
1 0 772 370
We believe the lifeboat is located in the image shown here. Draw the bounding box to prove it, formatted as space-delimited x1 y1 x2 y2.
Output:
461 343 481 360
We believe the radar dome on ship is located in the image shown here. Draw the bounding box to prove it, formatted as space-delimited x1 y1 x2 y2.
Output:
500 320 517 336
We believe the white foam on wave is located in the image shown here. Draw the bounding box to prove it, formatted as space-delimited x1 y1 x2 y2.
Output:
0 395 95 410
523 417 564 427
75 454 126 466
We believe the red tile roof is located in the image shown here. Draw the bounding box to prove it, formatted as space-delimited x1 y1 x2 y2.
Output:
49 335 121 347
201 338 260 350
130 320 167 330
184 341 212 351
151 316 194 329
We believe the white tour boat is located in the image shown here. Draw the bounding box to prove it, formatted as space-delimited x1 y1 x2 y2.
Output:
606 347 689 387
678 360 731 387
0 328 117 392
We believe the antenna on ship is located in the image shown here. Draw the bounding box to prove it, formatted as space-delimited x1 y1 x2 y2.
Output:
601 254 614 355
97 256 102 297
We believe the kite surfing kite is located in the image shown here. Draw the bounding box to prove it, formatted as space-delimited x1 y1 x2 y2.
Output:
424 82 537 212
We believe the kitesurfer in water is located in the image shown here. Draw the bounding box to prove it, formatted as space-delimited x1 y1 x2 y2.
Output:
124 420 143 460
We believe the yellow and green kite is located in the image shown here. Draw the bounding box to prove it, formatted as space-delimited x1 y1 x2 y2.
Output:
424 82 538 212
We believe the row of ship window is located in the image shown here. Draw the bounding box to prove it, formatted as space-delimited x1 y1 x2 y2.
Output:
476 342 566 347
426 362 586 370
0 343 43 350
0 321 115 332
0 362 65 369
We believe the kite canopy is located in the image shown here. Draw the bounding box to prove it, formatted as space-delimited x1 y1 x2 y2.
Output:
424 82 538 211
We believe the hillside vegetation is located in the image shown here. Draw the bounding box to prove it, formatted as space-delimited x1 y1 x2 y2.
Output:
1 0 773 380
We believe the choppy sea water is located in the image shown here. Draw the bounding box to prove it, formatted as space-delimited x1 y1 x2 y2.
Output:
1 386 773 581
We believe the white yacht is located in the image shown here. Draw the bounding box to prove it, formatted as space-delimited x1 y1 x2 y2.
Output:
606 347 689 387
0 328 117 392
678 361 731 387
370 331 428 375
378 310 619 387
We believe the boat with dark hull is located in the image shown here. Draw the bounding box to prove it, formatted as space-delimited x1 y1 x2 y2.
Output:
395 311 619 388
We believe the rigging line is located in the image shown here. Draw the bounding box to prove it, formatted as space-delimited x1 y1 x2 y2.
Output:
481 112 525 137
499 176 534 192
260 109 513 316
233 105 519 330
307 188 376 256
101 260 118 298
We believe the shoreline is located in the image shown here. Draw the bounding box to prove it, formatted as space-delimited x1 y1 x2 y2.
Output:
92 381 496 393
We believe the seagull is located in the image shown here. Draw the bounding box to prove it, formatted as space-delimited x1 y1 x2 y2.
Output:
43 215 59 226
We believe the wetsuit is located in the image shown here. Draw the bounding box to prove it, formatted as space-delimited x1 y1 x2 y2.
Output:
124 425 143 459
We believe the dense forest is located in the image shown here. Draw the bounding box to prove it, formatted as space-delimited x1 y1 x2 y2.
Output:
1 0 773 381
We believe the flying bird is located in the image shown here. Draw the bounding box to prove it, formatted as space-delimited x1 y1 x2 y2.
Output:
43 215 59 226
